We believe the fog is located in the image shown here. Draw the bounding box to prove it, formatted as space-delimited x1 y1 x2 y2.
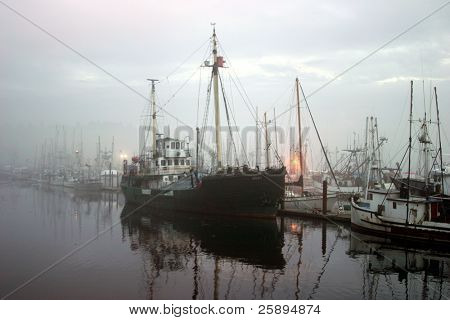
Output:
1 0 450 170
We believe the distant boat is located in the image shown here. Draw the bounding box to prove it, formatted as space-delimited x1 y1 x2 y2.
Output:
121 27 286 218
49 175 65 186
100 169 121 191
74 178 102 192
63 176 78 188
0 166 13 181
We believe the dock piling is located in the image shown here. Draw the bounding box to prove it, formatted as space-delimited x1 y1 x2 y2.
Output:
322 180 328 214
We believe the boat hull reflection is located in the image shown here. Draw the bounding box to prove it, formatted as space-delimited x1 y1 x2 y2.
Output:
121 205 286 270
349 231 450 282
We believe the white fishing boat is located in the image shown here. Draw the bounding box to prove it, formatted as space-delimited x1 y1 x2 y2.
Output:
351 82 450 244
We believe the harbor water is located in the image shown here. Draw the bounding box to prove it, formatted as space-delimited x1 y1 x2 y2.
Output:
0 182 449 299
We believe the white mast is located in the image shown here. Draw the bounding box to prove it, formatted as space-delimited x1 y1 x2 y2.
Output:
212 25 223 169
295 78 304 193
97 136 101 172
364 117 373 198
111 136 115 169
147 79 158 160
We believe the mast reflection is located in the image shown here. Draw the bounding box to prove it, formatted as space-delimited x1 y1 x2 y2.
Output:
120 205 286 299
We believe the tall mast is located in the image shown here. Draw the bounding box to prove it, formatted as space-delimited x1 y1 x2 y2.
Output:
196 127 200 171
80 129 84 169
435 87 444 195
97 136 101 171
406 80 413 224
364 118 373 198
147 79 158 159
364 116 368 174
375 117 382 185
111 136 115 169
212 25 223 169
255 106 260 168
63 126 67 168
264 112 270 168
295 78 304 193
273 108 279 154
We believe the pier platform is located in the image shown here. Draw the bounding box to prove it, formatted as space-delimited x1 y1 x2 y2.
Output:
278 209 351 223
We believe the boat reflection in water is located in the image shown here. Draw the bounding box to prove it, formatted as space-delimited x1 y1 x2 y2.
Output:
348 231 450 299
120 205 285 299
121 205 285 269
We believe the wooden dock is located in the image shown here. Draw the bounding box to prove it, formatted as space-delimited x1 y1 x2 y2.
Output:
278 209 351 223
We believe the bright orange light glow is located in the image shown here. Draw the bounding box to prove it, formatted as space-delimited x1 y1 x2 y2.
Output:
288 153 303 176
290 223 298 233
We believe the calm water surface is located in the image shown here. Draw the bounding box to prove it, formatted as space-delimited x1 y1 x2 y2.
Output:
0 182 449 299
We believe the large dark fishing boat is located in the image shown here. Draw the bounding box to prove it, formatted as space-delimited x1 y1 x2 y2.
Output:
121 27 286 218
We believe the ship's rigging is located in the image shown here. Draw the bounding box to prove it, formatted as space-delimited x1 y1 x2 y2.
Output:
139 25 286 173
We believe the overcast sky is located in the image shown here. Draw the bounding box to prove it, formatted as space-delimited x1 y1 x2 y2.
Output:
1 0 450 167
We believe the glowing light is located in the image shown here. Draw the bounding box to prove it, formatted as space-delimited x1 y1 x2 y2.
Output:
290 223 298 233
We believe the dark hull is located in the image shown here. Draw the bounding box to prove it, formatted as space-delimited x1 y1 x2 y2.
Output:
121 169 286 218
351 222 450 245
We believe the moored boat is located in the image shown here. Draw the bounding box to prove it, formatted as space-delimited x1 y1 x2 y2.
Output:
74 178 102 192
121 27 286 218
351 82 450 244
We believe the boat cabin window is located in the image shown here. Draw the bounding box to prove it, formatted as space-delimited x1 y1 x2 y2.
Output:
155 160 159 166
393 202 397 209
161 160 166 166
186 160 190 165
181 142 185 149
166 144 169 149
367 193 373 200
359 202 370 208
174 159 179 165
168 160 173 166
180 159 185 165
176 142 180 149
